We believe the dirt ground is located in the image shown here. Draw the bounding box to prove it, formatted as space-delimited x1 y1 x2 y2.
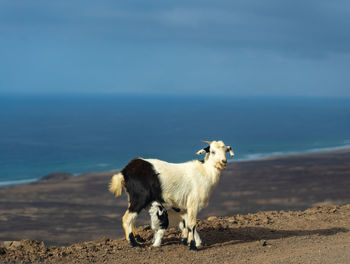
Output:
1 149 350 247
1 204 350 263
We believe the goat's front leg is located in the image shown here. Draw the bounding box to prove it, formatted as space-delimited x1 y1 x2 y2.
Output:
179 217 202 247
179 219 188 245
194 227 202 247
186 208 199 251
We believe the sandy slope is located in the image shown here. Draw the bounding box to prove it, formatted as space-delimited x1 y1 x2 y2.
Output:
1 149 350 246
1 204 350 263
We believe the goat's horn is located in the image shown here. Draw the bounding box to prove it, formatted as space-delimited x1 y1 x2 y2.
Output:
201 140 212 144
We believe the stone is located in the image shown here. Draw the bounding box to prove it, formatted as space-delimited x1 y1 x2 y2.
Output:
0 247 6 255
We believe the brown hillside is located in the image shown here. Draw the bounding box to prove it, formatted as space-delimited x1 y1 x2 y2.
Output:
1 204 350 263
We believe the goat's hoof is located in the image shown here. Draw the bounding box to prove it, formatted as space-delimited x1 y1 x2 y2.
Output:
130 242 140 247
129 241 140 247
189 240 198 251
181 238 188 245
129 233 140 247
152 243 161 247
135 235 146 243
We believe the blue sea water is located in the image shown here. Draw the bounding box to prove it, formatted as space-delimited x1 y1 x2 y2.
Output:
1 94 350 187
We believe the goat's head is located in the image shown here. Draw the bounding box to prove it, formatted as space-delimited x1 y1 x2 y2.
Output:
196 140 234 170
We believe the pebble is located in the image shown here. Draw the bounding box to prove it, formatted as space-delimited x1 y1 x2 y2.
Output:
260 240 268 247
0 247 6 255
7 241 21 248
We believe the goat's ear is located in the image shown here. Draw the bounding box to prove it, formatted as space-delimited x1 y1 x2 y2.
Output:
226 146 235 156
195 146 210 155
196 149 206 155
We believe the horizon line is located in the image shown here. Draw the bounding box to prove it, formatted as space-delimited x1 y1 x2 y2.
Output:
1 91 350 100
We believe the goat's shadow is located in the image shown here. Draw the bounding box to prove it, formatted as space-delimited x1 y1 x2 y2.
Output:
159 226 348 250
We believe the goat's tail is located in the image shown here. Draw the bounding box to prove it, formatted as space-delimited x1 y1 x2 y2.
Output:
109 172 125 197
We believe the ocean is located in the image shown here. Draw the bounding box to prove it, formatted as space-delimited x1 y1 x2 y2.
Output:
1 94 350 187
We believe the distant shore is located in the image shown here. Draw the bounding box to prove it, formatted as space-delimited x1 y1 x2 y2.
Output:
1 148 350 246
232 144 350 162
2 145 350 189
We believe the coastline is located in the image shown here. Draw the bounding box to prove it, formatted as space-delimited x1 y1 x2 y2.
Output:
1 147 350 246
2 144 350 188
232 144 350 162
0 178 39 188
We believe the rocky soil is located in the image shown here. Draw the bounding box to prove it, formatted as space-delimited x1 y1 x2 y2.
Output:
1 204 350 264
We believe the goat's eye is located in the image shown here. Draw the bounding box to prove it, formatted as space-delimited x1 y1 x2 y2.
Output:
211 151 216 155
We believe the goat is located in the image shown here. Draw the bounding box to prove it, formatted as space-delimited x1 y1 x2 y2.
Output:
109 140 234 250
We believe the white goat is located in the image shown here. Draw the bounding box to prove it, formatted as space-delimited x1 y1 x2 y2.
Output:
109 140 234 250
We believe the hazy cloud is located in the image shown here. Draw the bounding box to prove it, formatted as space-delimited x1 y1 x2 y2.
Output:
1 0 349 96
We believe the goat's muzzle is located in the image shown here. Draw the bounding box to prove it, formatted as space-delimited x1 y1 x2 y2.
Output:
216 160 227 170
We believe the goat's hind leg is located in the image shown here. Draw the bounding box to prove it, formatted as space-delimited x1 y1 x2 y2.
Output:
149 201 169 247
122 210 139 247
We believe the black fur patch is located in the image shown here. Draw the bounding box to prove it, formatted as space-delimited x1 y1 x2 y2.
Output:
172 207 181 212
122 159 164 213
187 225 196 233
189 240 197 251
198 146 210 163
204 146 210 153
187 226 197 250
157 207 169 229
128 233 140 247
182 238 188 245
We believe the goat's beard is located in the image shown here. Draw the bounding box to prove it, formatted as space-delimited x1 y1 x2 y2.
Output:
215 163 226 170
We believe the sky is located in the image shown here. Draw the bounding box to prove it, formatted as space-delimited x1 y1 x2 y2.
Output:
0 0 350 97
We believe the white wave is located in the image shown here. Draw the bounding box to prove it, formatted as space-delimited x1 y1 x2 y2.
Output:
303 144 350 154
231 144 350 162
0 178 39 187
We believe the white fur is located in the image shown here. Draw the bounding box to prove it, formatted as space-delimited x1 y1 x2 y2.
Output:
145 140 234 247
149 201 167 247
109 172 124 197
144 141 231 210
152 229 165 247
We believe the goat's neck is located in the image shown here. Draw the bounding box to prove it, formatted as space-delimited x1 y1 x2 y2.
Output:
203 159 222 186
